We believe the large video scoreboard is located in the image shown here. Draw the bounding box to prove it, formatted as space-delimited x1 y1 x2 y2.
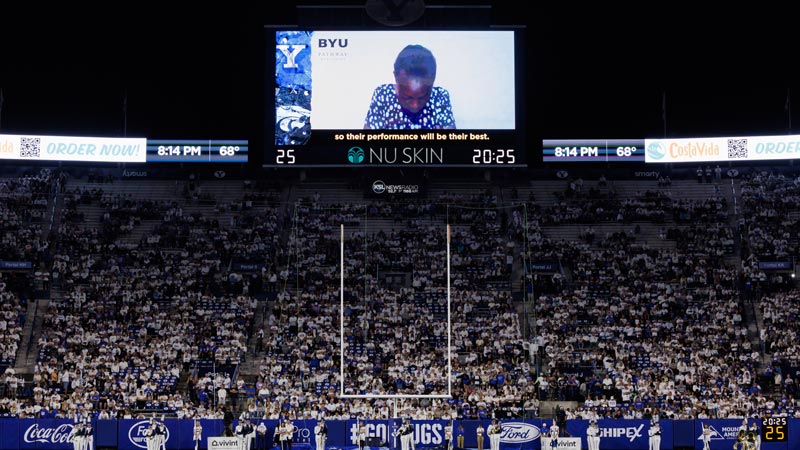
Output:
264 28 527 168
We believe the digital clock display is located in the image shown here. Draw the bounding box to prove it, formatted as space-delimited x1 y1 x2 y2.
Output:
761 416 787 442
146 139 248 163
542 139 646 162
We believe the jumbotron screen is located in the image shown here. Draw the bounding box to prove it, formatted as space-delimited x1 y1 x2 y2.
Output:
265 28 526 168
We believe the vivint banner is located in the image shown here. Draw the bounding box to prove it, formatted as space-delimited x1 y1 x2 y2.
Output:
0 134 147 163
645 134 800 163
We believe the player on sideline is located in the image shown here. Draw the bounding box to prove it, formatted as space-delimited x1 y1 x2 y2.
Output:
749 420 760 450
395 418 415 450
72 419 84 450
586 420 600 450
157 416 168 450
145 418 157 450
476 422 485 450
548 419 559 448
194 419 203 450
315 418 328 450
281 419 295 450
487 419 502 450
357 419 368 450
649 419 662 450
699 423 711 450
84 418 94 450
236 417 247 450
444 420 454 450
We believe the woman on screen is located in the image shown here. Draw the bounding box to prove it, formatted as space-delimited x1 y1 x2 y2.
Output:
363 44 456 130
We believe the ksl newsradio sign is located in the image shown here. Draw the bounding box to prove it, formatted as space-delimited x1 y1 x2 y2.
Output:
367 179 423 197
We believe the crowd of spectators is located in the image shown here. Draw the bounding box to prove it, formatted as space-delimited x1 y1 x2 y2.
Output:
1 168 800 424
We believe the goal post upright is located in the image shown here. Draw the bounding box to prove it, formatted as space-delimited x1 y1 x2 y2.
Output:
339 222 453 401
447 223 452 399
340 223 345 397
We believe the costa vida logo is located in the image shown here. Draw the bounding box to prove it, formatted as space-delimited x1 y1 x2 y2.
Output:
647 142 666 160
348 147 365 164
24 423 75 444
129 420 170 448
499 422 541 443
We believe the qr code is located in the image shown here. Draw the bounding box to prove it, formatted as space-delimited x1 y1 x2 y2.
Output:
727 138 747 159
20 137 41 158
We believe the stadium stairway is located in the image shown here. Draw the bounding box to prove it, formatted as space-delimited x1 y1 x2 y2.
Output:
239 299 268 378
15 298 48 375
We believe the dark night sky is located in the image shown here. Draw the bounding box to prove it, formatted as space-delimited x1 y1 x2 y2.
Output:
0 2 796 150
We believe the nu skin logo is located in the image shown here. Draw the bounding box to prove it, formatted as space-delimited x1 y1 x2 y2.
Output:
348 147 365 164
276 44 307 69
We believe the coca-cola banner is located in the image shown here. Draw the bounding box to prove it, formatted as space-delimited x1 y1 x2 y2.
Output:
16 419 76 450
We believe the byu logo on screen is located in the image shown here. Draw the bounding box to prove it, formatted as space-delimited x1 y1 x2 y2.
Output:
276 45 307 69
318 38 348 48
348 147 365 164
